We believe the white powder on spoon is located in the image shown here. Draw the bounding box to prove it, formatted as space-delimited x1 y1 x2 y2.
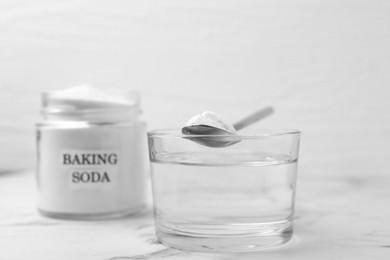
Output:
185 111 237 134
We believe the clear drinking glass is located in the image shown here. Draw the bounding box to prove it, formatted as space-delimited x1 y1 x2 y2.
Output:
147 128 301 253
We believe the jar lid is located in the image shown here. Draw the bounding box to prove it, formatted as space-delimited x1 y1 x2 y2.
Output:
41 84 141 122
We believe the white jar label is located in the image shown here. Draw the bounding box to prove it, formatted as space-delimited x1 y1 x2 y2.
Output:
60 150 119 190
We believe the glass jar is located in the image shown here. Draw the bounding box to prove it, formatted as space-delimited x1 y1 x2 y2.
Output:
36 86 148 219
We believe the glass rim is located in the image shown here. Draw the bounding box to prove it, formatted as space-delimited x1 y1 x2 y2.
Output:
147 128 301 138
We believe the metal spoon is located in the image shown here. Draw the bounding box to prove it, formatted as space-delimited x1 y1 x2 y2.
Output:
181 107 274 148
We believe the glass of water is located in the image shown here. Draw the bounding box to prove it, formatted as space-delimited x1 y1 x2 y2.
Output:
147 128 301 253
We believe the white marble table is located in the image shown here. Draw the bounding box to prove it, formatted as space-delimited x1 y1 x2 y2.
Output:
1 169 389 260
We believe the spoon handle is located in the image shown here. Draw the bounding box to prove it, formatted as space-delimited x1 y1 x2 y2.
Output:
233 107 274 131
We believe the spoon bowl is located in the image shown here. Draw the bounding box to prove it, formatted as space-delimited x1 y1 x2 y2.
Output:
181 125 232 135
182 125 241 148
181 107 274 148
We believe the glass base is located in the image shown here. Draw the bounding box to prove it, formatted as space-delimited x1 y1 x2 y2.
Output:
156 220 293 253
38 205 146 220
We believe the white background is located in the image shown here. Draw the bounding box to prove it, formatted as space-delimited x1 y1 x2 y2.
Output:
1 0 389 182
